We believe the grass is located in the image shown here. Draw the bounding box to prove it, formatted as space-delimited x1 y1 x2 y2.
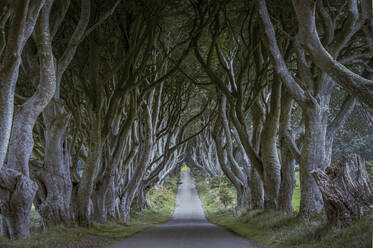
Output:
0 223 147 248
292 171 300 211
0 175 178 248
181 164 191 172
197 176 373 248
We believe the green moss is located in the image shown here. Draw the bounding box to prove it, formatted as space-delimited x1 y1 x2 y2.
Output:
197 177 373 248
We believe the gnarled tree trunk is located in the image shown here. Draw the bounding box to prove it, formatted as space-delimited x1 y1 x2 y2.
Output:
31 100 72 228
0 168 38 239
3 1 57 238
0 0 44 169
312 154 373 227
76 109 103 226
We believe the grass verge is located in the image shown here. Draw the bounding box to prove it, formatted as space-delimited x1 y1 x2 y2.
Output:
0 175 178 248
197 175 372 248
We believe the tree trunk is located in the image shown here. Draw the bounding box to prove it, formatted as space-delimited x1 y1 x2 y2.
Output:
278 90 296 214
3 1 57 237
219 95 250 210
0 168 38 239
312 154 373 227
0 0 44 169
92 154 119 223
76 109 103 226
119 98 154 222
249 102 265 209
278 136 296 214
249 167 264 209
133 183 150 212
119 138 152 222
298 104 327 217
31 101 72 228
105 179 117 221
260 81 282 210
324 95 356 167
119 187 137 222
92 177 107 223
212 118 248 210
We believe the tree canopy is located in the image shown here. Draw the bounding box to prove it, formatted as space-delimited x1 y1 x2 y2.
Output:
0 0 372 240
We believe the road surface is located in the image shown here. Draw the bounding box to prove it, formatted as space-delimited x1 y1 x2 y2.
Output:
106 171 264 248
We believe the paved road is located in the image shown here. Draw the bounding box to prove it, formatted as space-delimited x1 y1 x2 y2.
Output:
106 171 264 248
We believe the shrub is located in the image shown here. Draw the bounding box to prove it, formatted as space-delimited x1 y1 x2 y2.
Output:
218 186 234 208
209 175 231 189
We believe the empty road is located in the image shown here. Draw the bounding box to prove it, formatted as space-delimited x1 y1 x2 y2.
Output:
106 171 264 248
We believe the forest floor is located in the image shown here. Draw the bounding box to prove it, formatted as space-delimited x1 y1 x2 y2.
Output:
196 173 373 248
0 175 178 248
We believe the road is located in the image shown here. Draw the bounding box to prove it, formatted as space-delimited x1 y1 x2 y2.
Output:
105 171 264 248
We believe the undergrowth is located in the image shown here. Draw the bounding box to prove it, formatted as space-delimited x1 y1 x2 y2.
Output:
197 175 372 248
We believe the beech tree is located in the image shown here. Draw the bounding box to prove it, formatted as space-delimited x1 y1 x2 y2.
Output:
1 0 372 240
255 0 367 217
0 0 45 239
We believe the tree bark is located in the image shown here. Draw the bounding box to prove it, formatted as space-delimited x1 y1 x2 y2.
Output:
292 0 373 108
312 154 373 227
0 167 38 239
31 100 72 228
212 112 249 210
7 0 56 177
249 101 265 209
1 1 55 239
76 107 103 226
119 138 152 222
119 93 154 222
260 81 282 210
0 0 44 169
298 104 328 217
220 97 250 209
278 90 296 214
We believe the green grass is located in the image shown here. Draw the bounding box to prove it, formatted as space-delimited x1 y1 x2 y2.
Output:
0 222 148 248
181 164 191 172
292 172 300 211
0 175 178 248
197 177 373 248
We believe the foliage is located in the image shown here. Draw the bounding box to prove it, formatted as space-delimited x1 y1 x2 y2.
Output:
197 177 372 248
181 164 191 172
218 185 234 208
208 175 232 190
206 175 236 209
132 175 178 224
